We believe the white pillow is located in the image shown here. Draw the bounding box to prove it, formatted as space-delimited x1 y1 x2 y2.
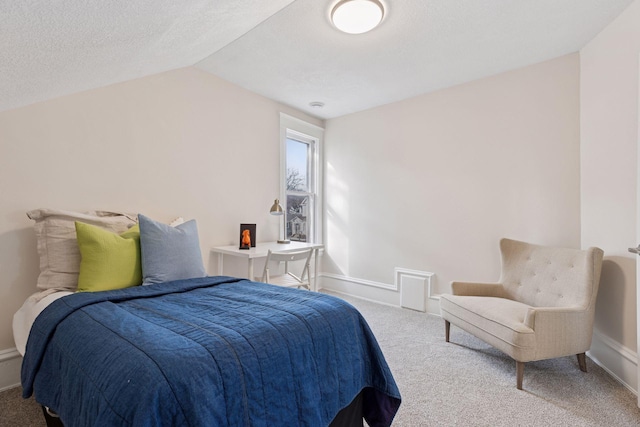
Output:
27 209 137 292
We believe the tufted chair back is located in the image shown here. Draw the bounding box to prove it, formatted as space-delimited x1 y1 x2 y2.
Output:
498 238 604 309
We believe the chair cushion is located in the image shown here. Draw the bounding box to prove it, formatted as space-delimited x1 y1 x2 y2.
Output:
440 295 536 361
499 238 601 308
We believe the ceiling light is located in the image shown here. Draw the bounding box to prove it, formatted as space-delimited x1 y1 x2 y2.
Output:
331 0 384 35
309 101 325 108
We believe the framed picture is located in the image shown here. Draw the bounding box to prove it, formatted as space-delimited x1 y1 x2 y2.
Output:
239 223 256 249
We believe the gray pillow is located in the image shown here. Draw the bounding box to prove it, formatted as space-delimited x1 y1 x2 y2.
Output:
138 214 206 285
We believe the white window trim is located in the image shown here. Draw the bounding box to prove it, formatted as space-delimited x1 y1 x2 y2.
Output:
279 113 324 244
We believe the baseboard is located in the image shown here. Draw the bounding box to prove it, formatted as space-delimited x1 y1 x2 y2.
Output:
0 348 22 392
318 272 440 314
588 330 638 396
319 273 400 304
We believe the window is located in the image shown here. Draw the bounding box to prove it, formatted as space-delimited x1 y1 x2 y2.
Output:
286 134 314 242
280 114 324 243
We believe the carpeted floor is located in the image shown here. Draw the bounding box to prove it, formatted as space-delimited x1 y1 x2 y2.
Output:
0 386 43 427
335 292 640 426
1 292 639 426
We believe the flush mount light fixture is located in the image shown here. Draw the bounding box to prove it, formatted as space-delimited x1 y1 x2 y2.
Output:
331 0 384 34
309 101 325 108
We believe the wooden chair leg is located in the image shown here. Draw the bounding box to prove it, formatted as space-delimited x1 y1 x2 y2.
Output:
516 361 525 390
444 320 450 342
577 353 588 372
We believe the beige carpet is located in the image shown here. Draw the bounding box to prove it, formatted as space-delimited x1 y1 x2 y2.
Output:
1 292 639 426
335 291 640 426
0 386 43 427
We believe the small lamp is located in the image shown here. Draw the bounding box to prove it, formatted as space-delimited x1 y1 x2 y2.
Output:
270 199 290 244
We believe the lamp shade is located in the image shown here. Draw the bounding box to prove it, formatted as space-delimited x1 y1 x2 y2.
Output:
270 199 284 215
331 0 384 34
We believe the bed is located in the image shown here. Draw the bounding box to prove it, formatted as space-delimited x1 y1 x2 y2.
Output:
16 209 401 426
18 276 401 426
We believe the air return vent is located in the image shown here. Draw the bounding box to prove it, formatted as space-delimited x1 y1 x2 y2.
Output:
396 268 434 312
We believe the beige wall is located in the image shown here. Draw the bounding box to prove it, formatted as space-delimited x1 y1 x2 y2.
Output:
324 54 581 291
581 0 640 390
0 67 321 350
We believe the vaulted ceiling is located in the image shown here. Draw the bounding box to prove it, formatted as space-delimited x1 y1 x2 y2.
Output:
1 0 634 118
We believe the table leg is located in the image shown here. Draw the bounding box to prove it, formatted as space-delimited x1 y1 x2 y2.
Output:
248 258 254 280
217 253 224 275
313 248 319 291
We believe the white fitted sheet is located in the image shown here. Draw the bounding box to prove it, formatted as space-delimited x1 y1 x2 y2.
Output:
13 291 73 356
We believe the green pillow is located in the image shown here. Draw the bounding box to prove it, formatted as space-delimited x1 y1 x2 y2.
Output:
75 222 142 292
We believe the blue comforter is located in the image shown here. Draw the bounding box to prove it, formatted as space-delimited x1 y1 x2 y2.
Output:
22 276 401 426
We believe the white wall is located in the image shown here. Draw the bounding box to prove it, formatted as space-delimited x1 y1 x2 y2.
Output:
323 54 582 305
580 0 640 394
0 67 321 357
3 7 639 395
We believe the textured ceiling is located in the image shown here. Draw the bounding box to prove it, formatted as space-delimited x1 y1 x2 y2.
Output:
1 0 635 118
0 0 294 112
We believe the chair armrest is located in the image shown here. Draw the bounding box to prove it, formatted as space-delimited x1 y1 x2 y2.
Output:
524 306 586 330
524 307 592 356
450 281 505 297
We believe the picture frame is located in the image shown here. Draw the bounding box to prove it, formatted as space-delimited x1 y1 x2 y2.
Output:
239 223 256 249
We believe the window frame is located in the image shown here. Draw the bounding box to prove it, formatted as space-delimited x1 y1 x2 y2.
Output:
279 113 324 244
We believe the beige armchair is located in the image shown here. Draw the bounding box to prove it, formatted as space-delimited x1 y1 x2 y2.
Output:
439 238 604 389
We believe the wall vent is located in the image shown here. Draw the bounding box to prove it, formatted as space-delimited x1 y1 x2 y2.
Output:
395 268 435 312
